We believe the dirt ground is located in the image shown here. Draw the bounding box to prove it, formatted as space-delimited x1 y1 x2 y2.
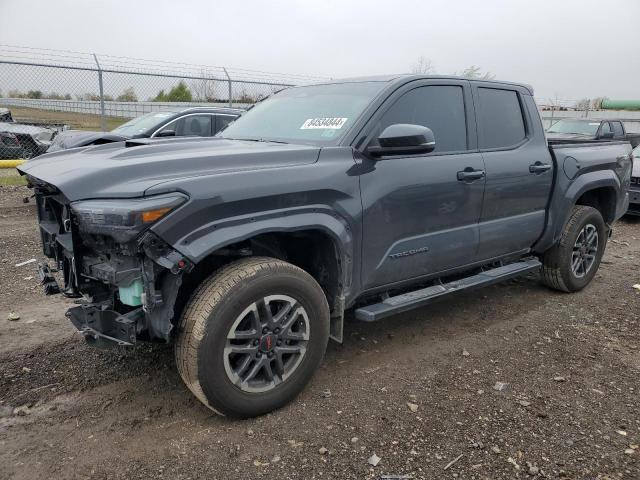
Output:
0 184 639 480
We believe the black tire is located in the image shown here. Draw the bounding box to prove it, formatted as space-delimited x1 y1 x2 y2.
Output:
19 148 34 160
540 205 607 292
175 257 330 418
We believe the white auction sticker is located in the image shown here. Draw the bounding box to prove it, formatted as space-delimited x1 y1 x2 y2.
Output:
300 117 348 129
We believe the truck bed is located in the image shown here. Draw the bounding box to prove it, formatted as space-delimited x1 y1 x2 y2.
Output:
547 136 639 149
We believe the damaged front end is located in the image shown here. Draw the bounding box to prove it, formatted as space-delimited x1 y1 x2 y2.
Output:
32 179 192 347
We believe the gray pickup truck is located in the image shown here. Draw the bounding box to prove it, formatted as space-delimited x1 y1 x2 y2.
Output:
18 75 633 417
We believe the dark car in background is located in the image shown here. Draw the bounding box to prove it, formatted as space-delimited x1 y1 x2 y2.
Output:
546 118 640 147
628 145 640 216
0 131 23 159
0 121 56 159
47 106 243 152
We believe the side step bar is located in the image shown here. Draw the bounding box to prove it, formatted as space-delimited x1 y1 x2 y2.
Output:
355 259 541 322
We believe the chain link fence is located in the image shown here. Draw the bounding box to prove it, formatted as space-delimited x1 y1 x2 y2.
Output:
0 45 328 159
2 45 640 161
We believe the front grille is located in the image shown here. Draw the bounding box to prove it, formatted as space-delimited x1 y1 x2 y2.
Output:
35 190 80 296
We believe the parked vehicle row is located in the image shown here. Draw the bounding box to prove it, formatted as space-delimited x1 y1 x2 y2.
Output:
47 106 243 152
16 74 635 418
546 118 640 148
0 106 243 160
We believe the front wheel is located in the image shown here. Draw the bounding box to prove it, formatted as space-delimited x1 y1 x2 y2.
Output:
19 148 34 160
540 205 607 292
175 257 330 418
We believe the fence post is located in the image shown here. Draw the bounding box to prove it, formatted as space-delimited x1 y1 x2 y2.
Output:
223 67 232 108
92 53 107 131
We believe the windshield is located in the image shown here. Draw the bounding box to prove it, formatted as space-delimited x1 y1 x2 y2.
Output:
218 82 386 146
547 120 600 136
111 111 175 136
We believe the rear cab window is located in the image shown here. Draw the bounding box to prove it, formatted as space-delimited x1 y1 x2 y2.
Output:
476 87 526 150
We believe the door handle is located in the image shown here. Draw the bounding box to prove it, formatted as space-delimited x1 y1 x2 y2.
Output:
529 162 552 174
457 168 485 181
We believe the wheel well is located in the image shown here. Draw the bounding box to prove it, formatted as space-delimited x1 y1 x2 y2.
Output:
244 231 343 314
575 187 616 224
170 230 343 331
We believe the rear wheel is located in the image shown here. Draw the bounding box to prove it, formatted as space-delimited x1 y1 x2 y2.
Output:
540 205 607 292
175 257 330 417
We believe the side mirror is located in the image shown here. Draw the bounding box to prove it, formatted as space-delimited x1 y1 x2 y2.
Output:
367 124 435 158
599 131 614 139
156 129 176 138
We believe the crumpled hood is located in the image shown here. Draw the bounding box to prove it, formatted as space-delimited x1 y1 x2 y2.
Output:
0 121 53 136
18 137 320 201
47 129 127 152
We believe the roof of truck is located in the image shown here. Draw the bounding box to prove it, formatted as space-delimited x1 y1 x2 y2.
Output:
306 74 534 95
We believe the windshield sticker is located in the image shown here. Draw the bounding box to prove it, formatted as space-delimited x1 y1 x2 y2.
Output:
154 113 171 118
300 118 348 129
589 122 600 125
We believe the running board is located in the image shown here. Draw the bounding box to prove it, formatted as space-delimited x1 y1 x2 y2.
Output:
355 259 541 322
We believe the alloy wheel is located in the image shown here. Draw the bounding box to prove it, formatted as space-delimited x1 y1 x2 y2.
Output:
571 223 598 278
223 294 309 393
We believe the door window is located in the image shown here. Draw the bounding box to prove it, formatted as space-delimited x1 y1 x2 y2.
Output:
178 115 212 136
600 122 612 137
157 115 212 137
215 114 236 133
476 88 526 149
375 85 467 153
611 121 624 138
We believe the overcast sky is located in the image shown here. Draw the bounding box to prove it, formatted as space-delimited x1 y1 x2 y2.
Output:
1 0 639 103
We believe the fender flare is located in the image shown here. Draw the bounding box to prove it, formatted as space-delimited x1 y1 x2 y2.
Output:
555 170 620 239
170 204 354 298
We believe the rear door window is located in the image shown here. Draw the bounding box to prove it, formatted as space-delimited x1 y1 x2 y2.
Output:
611 121 624 138
476 87 526 149
600 122 612 137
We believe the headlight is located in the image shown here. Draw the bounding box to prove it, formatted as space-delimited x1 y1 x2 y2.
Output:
71 193 188 243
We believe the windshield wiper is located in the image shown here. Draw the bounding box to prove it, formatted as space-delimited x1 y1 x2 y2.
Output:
228 137 289 144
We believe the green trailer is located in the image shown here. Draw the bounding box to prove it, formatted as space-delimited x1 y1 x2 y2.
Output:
601 100 640 110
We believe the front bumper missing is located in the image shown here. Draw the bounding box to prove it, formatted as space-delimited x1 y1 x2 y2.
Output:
67 305 143 347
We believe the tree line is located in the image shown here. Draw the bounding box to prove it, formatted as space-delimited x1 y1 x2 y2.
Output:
0 81 261 104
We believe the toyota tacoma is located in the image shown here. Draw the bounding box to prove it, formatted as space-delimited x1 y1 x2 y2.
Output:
18 75 633 417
